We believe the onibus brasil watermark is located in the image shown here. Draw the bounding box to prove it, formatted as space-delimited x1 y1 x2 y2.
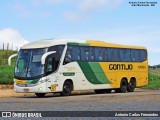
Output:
0 111 159 118
1 112 42 118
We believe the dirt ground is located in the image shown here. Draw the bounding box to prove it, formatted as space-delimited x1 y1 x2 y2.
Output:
0 85 159 98
0 85 95 97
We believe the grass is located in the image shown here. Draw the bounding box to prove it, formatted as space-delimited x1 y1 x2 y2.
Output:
142 68 160 90
0 65 14 84
0 50 17 65
149 68 160 76
0 50 17 84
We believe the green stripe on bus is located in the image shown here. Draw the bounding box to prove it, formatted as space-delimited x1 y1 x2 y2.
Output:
78 62 101 84
67 42 89 46
88 62 111 84
63 72 75 76
78 62 110 84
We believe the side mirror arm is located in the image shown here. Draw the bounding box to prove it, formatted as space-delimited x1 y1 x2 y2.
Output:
41 51 56 64
8 54 18 66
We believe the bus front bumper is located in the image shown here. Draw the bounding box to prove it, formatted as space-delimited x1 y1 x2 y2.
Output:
14 83 47 93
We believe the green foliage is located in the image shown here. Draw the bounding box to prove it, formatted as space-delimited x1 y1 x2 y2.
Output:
149 68 160 77
0 50 17 84
0 65 14 84
143 68 160 90
0 50 17 65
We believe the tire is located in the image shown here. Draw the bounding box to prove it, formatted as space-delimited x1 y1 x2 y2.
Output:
35 93 46 97
115 79 128 93
94 89 112 94
127 79 136 92
60 81 72 96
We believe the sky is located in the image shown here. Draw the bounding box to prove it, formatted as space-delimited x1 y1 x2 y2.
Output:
0 0 159 65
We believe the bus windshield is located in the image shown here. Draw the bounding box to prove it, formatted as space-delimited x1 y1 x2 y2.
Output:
15 48 47 79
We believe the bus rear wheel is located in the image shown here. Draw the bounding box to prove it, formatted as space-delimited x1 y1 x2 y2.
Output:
60 81 72 96
35 93 46 97
127 79 136 92
115 79 128 93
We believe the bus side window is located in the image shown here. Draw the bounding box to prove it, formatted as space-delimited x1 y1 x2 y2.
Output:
131 50 139 62
46 57 55 75
90 47 94 61
120 49 126 61
72 46 80 61
112 48 119 61
139 50 147 62
104 48 108 61
94 47 100 61
126 49 131 61
120 49 131 62
80 47 90 61
99 49 103 61
108 48 116 61
64 46 72 64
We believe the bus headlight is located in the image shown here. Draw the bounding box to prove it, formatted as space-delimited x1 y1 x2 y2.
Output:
38 78 49 84
38 87 42 91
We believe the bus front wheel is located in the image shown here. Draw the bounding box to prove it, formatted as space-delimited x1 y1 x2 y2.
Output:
60 81 72 96
115 79 128 93
35 93 46 97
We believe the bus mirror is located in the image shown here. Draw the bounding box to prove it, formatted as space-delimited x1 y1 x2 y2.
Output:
41 51 56 65
8 54 18 66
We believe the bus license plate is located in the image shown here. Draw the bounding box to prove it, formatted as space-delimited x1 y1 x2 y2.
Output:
24 88 29 92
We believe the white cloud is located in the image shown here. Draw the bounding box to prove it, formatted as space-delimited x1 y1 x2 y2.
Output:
10 1 51 18
47 0 63 4
12 3 25 11
33 0 42 7
0 28 29 50
64 11 79 22
79 0 123 12
64 0 123 22
79 0 109 13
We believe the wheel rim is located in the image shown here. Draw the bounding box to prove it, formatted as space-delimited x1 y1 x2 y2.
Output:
130 81 135 89
121 80 127 91
64 83 71 94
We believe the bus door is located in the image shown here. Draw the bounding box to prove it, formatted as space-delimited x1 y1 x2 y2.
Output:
45 55 57 92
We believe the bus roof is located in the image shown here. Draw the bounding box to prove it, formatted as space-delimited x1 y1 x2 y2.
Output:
21 39 146 50
86 40 146 49
21 39 84 49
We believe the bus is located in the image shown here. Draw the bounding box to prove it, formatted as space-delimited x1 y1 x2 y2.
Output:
8 39 148 97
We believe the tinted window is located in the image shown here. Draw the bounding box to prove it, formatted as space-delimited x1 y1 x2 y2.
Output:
139 50 147 61
64 46 72 63
120 49 131 61
48 45 65 61
64 45 147 64
94 47 106 61
72 46 80 61
108 48 119 61
80 47 88 61
131 50 139 62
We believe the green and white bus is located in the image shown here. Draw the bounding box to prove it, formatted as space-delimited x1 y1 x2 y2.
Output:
9 39 148 97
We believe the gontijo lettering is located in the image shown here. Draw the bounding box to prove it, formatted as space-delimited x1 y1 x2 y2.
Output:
109 64 133 70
